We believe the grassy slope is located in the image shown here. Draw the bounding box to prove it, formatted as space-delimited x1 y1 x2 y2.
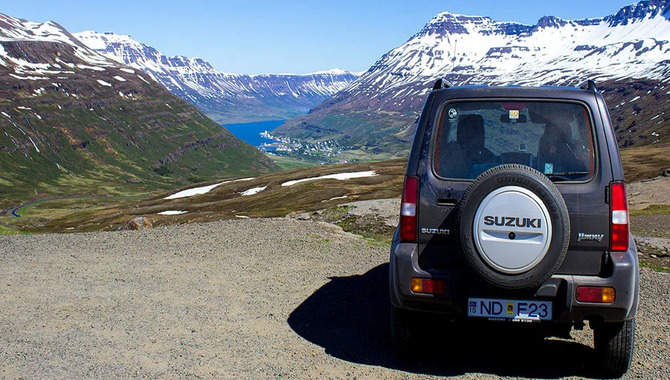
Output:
0 159 406 234
266 154 322 170
619 142 670 181
0 59 277 209
276 110 416 157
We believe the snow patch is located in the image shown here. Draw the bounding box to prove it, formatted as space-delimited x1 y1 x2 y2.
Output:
281 171 378 187
78 64 106 71
323 195 348 202
113 75 126 82
240 186 267 196
28 136 40 152
165 183 222 199
164 177 255 200
96 79 112 87
158 210 187 215
8 73 48 80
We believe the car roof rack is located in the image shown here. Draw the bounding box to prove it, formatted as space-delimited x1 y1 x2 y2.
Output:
578 79 598 92
433 78 452 90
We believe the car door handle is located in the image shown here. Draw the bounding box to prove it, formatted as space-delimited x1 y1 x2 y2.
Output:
437 198 458 206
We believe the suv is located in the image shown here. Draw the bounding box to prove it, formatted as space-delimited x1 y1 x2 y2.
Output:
389 80 638 377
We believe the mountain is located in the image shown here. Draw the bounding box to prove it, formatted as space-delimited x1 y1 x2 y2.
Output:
0 14 277 207
73 31 360 124
274 0 670 158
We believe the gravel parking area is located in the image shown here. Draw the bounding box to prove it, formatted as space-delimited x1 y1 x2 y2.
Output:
1 218 668 379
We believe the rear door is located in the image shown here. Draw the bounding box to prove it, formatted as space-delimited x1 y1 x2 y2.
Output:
416 95 611 275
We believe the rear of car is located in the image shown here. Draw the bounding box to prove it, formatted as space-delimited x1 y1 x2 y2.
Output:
389 82 638 377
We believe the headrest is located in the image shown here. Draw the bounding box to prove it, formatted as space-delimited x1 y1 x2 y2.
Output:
457 114 485 148
543 122 572 141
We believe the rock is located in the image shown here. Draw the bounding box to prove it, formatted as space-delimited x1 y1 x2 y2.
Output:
343 198 400 227
288 212 311 221
120 216 153 230
634 235 670 253
662 168 670 177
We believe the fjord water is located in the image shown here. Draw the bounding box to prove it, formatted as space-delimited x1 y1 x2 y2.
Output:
222 120 285 147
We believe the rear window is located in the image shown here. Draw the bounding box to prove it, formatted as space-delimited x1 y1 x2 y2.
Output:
433 100 595 182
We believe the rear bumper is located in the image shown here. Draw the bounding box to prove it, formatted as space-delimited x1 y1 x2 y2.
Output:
389 235 639 323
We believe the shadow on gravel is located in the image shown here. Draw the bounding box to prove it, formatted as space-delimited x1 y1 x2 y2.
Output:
288 263 601 378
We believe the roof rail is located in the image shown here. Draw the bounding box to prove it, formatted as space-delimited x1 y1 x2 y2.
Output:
578 79 598 92
433 79 451 91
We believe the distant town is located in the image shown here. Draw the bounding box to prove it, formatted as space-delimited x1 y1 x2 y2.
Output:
259 130 345 161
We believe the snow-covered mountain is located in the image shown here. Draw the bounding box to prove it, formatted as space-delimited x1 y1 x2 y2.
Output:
0 14 115 70
74 31 360 123
275 0 670 154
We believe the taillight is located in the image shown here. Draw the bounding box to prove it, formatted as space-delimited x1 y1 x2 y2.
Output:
610 181 629 252
399 176 419 242
576 286 616 303
411 278 447 295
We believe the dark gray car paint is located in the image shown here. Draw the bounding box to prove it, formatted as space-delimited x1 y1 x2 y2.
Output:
390 85 639 324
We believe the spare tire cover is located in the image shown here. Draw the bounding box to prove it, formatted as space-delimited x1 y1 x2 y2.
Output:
458 164 570 290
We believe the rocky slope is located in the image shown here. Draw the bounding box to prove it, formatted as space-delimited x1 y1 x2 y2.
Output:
275 0 670 158
74 31 360 123
0 14 277 207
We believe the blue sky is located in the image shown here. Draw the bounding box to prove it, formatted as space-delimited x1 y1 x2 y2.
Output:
1 0 636 74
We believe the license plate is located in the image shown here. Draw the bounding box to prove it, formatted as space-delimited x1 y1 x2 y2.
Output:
468 298 552 322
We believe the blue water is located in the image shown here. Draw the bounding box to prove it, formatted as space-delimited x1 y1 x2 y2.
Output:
223 120 285 147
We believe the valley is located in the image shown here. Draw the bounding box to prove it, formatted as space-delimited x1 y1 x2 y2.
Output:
1 3 669 379
74 31 360 124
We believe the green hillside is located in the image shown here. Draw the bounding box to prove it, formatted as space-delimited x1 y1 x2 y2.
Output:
0 37 277 209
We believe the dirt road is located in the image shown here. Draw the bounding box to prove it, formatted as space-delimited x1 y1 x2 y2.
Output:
1 219 668 379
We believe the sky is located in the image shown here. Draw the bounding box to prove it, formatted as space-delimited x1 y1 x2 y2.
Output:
0 0 638 75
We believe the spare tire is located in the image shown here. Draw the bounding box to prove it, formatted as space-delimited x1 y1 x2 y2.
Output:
457 164 570 290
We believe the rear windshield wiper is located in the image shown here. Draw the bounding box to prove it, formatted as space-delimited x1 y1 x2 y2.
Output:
545 171 589 181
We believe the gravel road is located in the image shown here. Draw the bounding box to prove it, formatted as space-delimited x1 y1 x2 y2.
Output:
1 218 668 379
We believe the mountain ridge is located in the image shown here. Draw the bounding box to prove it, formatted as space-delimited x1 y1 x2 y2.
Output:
74 31 360 124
